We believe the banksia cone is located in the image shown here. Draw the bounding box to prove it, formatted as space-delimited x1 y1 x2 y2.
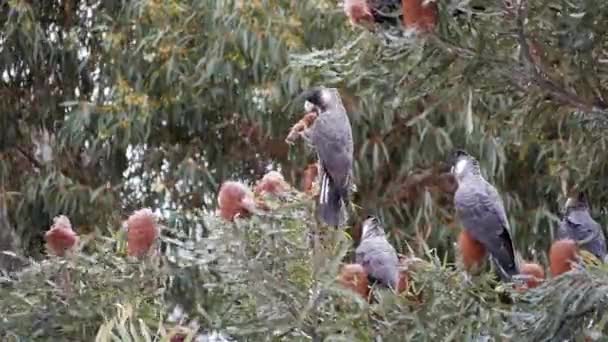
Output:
169 334 185 342
517 262 545 291
254 171 290 196
337 263 370 299
343 0 375 28
397 256 410 293
285 111 318 144
126 208 159 258
458 229 487 273
301 163 319 194
549 239 579 277
45 215 79 257
402 0 438 33
217 181 257 221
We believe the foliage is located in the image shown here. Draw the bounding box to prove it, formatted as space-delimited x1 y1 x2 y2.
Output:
3 0 608 340
1 195 608 341
4 0 608 265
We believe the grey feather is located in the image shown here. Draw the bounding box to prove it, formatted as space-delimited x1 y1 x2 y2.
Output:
355 217 399 289
559 193 607 261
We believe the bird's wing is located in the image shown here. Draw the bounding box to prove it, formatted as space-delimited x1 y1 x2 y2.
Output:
565 209 590 227
455 181 517 276
566 210 608 259
566 211 593 240
483 180 511 231
311 111 353 186
356 238 399 286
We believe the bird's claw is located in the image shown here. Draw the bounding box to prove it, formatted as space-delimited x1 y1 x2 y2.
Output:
461 271 474 287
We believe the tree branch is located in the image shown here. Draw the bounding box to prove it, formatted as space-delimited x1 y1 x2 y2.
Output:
514 0 608 114
14 145 42 170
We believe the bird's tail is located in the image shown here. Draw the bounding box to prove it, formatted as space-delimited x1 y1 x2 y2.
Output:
489 229 520 282
490 252 520 282
318 171 347 227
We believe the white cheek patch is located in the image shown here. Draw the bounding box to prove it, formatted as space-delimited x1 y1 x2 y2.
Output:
304 100 315 112
320 89 332 104
454 159 468 175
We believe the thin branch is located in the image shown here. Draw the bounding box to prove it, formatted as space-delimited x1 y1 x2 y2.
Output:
514 0 608 114
14 145 42 170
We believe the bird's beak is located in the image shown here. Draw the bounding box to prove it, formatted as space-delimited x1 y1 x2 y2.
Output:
450 166 455 174
304 100 316 113
565 197 574 208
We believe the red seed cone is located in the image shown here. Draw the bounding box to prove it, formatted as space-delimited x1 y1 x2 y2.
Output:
343 0 375 27
517 262 545 291
254 171 290 196
396 255 411 294
217 181 257 221
301 163 319 194
45 215 79 257
402 0 438 33
550 239 579 277
338 263 370 299
169 334 185 342
126 208 159 258
285 111 318 144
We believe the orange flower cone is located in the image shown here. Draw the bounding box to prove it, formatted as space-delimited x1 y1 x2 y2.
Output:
301 163 319 194
254 171 290 196
550 239 579 277
217 181 257 221
343 0 375 28
126 208 159 258
338 263 370 299
45 215 79 257
402 0 438 33
516 262 545 291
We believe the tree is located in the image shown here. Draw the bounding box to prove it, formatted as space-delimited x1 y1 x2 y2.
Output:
1 0 338 258
2 0 608 340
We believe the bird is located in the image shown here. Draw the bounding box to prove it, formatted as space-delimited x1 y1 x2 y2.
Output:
297 86 354 227
355 216 400 290
450 149 519 282
556 191 607 262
